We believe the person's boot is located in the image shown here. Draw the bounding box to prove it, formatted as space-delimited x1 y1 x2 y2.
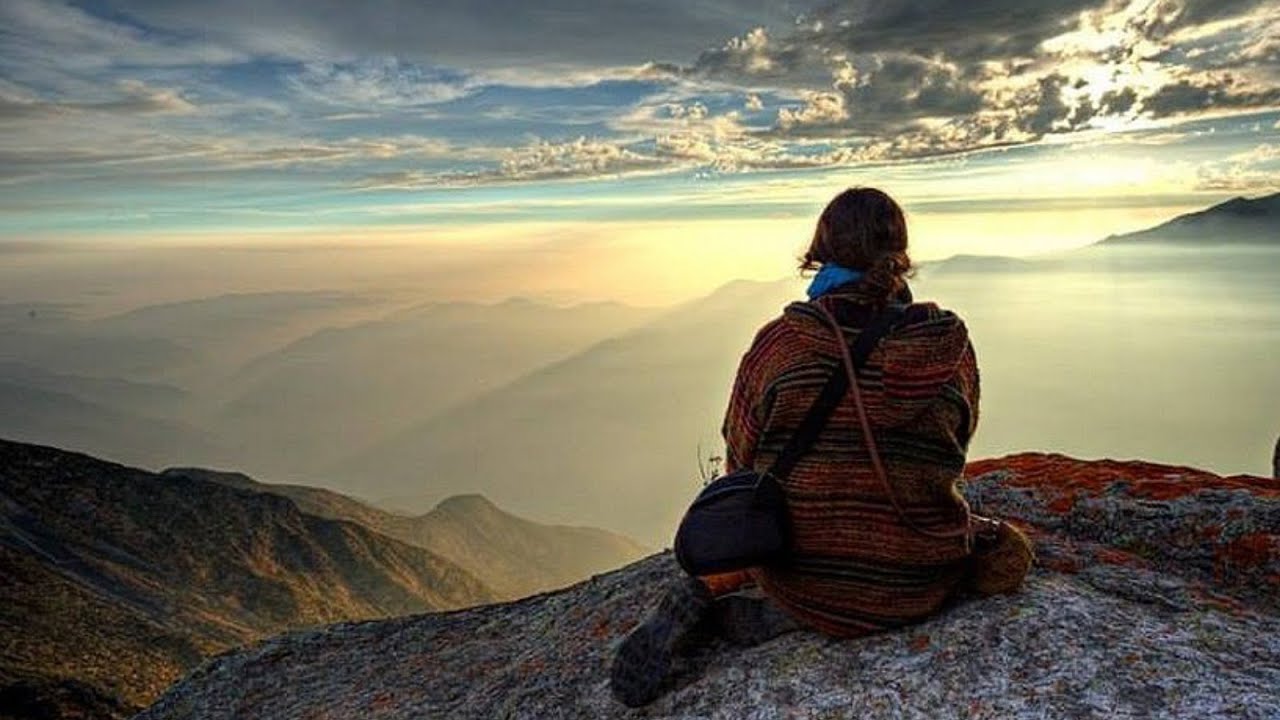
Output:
709 594 803 647
609 576 713 707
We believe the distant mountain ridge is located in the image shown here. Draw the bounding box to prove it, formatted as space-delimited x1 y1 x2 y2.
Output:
1099 191 1280 245
0 380 221 467
324 189 1280 543
329 277 803 543
0 439 494 719
163 467 649 601
212 296 661 477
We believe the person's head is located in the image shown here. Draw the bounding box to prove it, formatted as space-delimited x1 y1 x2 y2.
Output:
800 187 912 299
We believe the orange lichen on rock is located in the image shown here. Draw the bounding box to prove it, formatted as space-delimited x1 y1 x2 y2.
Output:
966 452 1280 510
1094 547 1146 569
1036 554 1084 575
590 618 612 640
1216 533 1276 571
963 452 1280 608
908 634 931 653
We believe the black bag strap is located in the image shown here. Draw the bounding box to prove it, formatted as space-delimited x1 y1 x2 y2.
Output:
765 302 907 482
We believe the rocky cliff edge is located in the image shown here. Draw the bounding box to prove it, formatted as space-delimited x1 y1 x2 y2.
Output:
139 454 1280 719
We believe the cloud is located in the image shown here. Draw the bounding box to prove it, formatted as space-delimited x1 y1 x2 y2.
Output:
287 58 476 107
687 26 834 89
0 0 244 93
1140 75 1280 117
367 125 862 187
108 0 798 70
92 80 197 114
1099 86 1140 114
207 136 461 168
0 127 485 188
495 138 663 179
606 99 821 173
1127 0 1271 43
653 1 1278 149
0 80 195 120
436 137 669 185
3 0 1278 190
777 91 848 131
1195 142 1280 192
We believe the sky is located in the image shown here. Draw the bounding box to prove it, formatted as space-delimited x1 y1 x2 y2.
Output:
2 0 1279 296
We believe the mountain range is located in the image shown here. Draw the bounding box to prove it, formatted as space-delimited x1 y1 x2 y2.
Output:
327 193 1280 541
1 193 1277 545
2 193 1277 718
1099 192 1279 245
213 297 660 477
0 439 644 719
162 466 648 601
331 278 800 538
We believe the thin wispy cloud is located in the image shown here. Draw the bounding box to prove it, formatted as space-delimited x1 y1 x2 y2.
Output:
0 79 196 119
1196 141 1280 190
287 59 477 107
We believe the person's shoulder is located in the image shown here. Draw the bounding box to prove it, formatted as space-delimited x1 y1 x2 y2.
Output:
896 301 970 342
741 302 819 358
747 308 799 349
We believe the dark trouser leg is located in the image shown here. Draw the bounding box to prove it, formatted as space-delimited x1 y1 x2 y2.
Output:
609 576 713 708
709 591 804 647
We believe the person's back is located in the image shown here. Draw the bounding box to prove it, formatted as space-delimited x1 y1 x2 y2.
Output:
726 285 979 636
610 187 1029 708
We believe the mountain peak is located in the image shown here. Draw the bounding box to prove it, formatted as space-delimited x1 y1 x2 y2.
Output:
1212 193 1279 216
432 493 501 515
1099 191 1280 246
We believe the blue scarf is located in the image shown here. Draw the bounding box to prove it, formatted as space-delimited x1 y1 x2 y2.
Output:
806 263 864 300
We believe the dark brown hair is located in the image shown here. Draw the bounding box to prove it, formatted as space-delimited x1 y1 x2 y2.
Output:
800 187 912 299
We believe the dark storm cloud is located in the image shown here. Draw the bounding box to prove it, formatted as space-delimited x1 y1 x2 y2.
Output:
844 55 985 117
1099 86 1139 114
1143 77 1280 117
669 0 1276 91
664 0 1116 147
2 0 1278 185
793 0 1271 64
664 0 1280 160
1129 0 1271 41
1019 74 1074 135
805 0 1101 61
109 0 807 70
681 0 1107 87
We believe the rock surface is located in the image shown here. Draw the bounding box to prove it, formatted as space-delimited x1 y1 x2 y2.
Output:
141 453 1280 719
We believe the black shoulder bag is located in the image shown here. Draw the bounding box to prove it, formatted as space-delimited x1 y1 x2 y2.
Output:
674 303 906 576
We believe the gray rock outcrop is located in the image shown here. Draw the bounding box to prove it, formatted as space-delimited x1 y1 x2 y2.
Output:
140 453 1280 719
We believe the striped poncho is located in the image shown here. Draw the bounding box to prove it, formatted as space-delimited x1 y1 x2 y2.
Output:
722 283 979 637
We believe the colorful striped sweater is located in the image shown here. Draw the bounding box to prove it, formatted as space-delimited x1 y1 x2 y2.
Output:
722 283 979 637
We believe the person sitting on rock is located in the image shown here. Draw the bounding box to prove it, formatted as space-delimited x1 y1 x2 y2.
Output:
610 187 1034 708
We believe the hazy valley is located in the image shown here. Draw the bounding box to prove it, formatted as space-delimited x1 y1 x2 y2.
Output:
2 195 1278 544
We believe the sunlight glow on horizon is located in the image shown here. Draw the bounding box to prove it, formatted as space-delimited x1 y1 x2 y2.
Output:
0 197 1213 316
